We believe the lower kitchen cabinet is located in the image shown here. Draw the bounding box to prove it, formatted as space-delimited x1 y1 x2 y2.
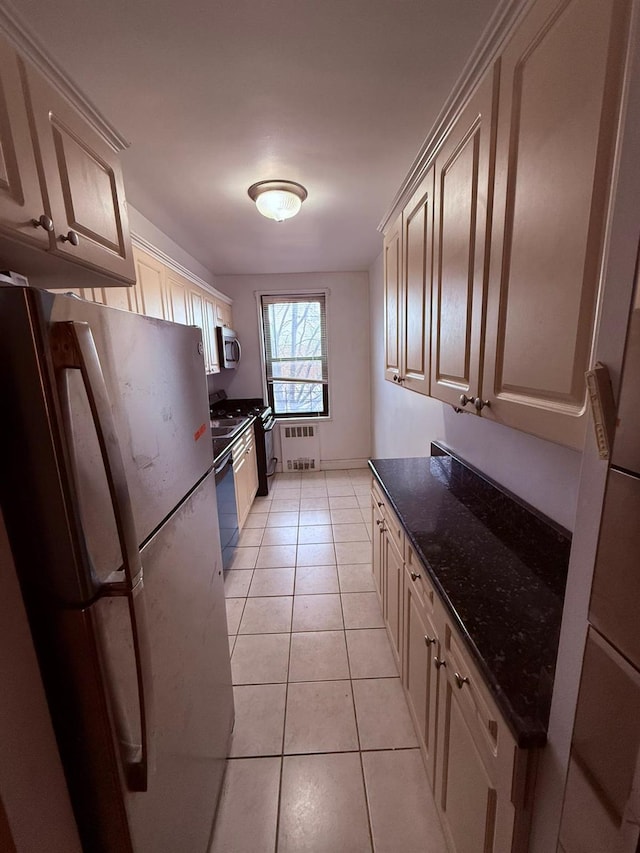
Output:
435 615 534 853
371 482 537 853
232 427 259 531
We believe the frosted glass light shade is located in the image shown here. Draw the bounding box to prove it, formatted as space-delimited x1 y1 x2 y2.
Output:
248 180 308 222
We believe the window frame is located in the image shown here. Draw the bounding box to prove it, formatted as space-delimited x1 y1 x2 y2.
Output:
258 290 330 420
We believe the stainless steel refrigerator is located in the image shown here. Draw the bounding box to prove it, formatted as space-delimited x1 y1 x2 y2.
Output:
559 281 640 852
0 285 234 852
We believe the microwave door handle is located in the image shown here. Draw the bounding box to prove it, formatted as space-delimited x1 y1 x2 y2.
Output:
233 339 241 364
51 320 152 793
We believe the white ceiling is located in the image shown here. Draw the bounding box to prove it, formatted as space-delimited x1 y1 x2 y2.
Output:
11 0 500 275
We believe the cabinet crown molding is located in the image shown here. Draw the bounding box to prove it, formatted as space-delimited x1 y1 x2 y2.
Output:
0 1 129 152
378 0 532 234
130 232 232 305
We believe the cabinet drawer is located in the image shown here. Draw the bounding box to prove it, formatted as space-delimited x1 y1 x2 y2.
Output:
371 482 404 554
405 544 434 615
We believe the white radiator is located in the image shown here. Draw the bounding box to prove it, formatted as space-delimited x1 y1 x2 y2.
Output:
280 424 320 471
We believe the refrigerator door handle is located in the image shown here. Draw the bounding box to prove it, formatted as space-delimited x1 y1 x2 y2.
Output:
233 338 241 364
51 320 153 793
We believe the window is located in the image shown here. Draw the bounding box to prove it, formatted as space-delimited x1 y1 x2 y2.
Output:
260 294 329 417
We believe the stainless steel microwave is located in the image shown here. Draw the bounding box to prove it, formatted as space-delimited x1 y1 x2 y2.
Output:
217 326 241 368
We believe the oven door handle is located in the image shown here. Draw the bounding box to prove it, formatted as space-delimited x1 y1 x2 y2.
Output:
215 451 233 475
263 416 276 432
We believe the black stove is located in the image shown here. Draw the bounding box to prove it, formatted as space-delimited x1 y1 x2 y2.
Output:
209 391 276 494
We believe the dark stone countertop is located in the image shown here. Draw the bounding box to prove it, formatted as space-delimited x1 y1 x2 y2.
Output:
369 444 571 747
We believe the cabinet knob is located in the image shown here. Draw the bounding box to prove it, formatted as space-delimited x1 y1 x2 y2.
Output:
459 394 472 407
398 376 405 384
454 672 470 689
473 397 490 411
60 230 80 246
376 501 384 508
434 657 446 669
393 375 398 382
410 571 420 581
424 634 436 647
32 214 54 232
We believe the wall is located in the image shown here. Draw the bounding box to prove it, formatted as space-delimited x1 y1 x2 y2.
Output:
128 206 218 289
368 250 582 532
213 271 371 468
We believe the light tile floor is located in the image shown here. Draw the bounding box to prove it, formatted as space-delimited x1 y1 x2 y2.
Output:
210 469 448 853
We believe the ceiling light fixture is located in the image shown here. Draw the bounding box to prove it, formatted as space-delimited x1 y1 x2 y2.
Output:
248 180 308 222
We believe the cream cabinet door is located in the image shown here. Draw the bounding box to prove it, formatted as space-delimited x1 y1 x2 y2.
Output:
215 299 233 329
133 248 168 320
383 212 402 383
403 564 439 786
437 676 499 853
189 288 206 364
383 530 403 666
481 0 629 448
402 166 434 395
23 62 134 284
204 296 220 373
371 500 384 597
431 71 497 410
166 269 191 325
0 41 49 248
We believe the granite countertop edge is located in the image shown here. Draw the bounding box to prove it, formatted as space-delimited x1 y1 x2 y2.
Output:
369 456 564 749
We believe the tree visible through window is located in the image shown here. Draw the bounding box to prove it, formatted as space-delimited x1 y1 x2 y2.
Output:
261 294 329 417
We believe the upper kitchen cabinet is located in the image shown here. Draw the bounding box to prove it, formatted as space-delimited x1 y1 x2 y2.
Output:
0 31 134 286
430 70 497 410
384 166 434 396
215 299 233 329
0 39 50 249
383 0 632 449
480 0 630 449
132 246 167 319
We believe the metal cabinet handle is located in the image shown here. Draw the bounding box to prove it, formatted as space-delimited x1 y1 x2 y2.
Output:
393 375 398 382
60 229 80 246
454 672 470 689
434 657 446 669
473 397 490 411
410 571 420 581
424 635 436 647
376 501 384 508
32 213 54 232
51 321 152 792
459 394 473 407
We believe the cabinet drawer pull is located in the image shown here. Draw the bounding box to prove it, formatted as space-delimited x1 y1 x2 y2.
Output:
459 393 473 407
454 672 470 689
424 635 436 647
410 571 420 581
434 657 446 669
32 213 54 232
473 397 490 411
376 501 384 508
